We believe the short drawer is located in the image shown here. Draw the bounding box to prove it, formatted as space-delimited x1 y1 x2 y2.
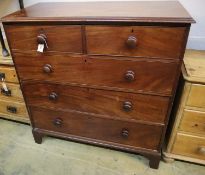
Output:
172 133 205 160
0 66 18 83
179 109 205 135
13 52 179 95
4 25 83 53
0 82 24 101
31 106 163 150
186 84 205 109
86 26 186 59
22 82 169 124
0 99 28 118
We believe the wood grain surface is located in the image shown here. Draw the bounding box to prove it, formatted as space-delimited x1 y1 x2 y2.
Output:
0 82 24 102
4 25 83 53
86 26 186 59
1 1 194 169
183 50 205 83
179 109 205 135
1 1 194 23
12 52 179 96
22 82 169 124
31 106 163 151
0 99 28 118
0 66 18 83
186 84 205 109
172 133 205 160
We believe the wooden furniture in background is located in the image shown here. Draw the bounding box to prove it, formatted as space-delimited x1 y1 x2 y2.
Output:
0 42 29 123
0 0 24 57
2 1 194 169
0 28 9 57
163 50 205 165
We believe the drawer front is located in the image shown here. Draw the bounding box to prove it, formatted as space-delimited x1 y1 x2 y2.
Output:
86 26 186 59
31 107 162 150
172 133 205 160
186 84 205 109
0 82 24 101
13 52 179 95
22 82 169 124
0 99 28 118
179 109 205 135
5 25 83 53
0 66 18 83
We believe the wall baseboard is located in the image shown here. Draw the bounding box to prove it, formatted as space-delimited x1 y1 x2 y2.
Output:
187 37 205 50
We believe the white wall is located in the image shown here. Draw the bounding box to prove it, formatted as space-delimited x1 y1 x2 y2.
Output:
0 0 205 50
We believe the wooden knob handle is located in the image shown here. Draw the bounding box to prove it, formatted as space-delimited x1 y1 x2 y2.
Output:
53 118 63 127
37 34 47 45
124 70 135 82
49 92 58 101
1 88 11 96
123 101 133 112
121 129 129 138
7 106 17 114
198 147 205 155
126 36 137 49
43 64 53 73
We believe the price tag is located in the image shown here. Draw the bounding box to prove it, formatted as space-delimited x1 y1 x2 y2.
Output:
37 44 45 53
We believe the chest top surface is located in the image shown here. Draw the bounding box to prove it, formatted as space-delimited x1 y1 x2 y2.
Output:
1 1 194 23
183 50 205 84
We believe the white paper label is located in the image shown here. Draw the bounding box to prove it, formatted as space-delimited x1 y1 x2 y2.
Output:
37 44 44 53
2 82 8 92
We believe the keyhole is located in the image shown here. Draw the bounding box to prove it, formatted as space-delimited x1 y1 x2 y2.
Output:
131 28 134 33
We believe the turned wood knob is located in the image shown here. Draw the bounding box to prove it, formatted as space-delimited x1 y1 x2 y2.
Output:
49 92 58 101
7 106 17 114
122 101 133 112
198 147 205 155
37 34 47 45
43 64 53 73
53 118 63 127
126 36 137 49
124 70 135 82
1 88 11 96
121 129 129 138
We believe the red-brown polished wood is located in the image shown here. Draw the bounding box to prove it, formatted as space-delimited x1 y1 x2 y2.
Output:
22 82 170 124
12 52 179 96
2 1 194 23
4 25 83 53
30 106 163 151
2 1 194 169
86 26 186 59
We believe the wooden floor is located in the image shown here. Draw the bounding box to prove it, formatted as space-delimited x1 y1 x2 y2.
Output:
0 118 204 175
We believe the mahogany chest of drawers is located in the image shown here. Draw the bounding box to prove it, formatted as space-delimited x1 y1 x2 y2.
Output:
2 1 194 169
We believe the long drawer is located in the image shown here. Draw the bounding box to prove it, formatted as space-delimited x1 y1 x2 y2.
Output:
0 66 18 83
86 26 186 59
4 25 83 53
22 82 169 124
172 133 205 160
179 109 205 135
0 99 28 118
31 106 163 151
13 52 179 95
0 82 24 102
